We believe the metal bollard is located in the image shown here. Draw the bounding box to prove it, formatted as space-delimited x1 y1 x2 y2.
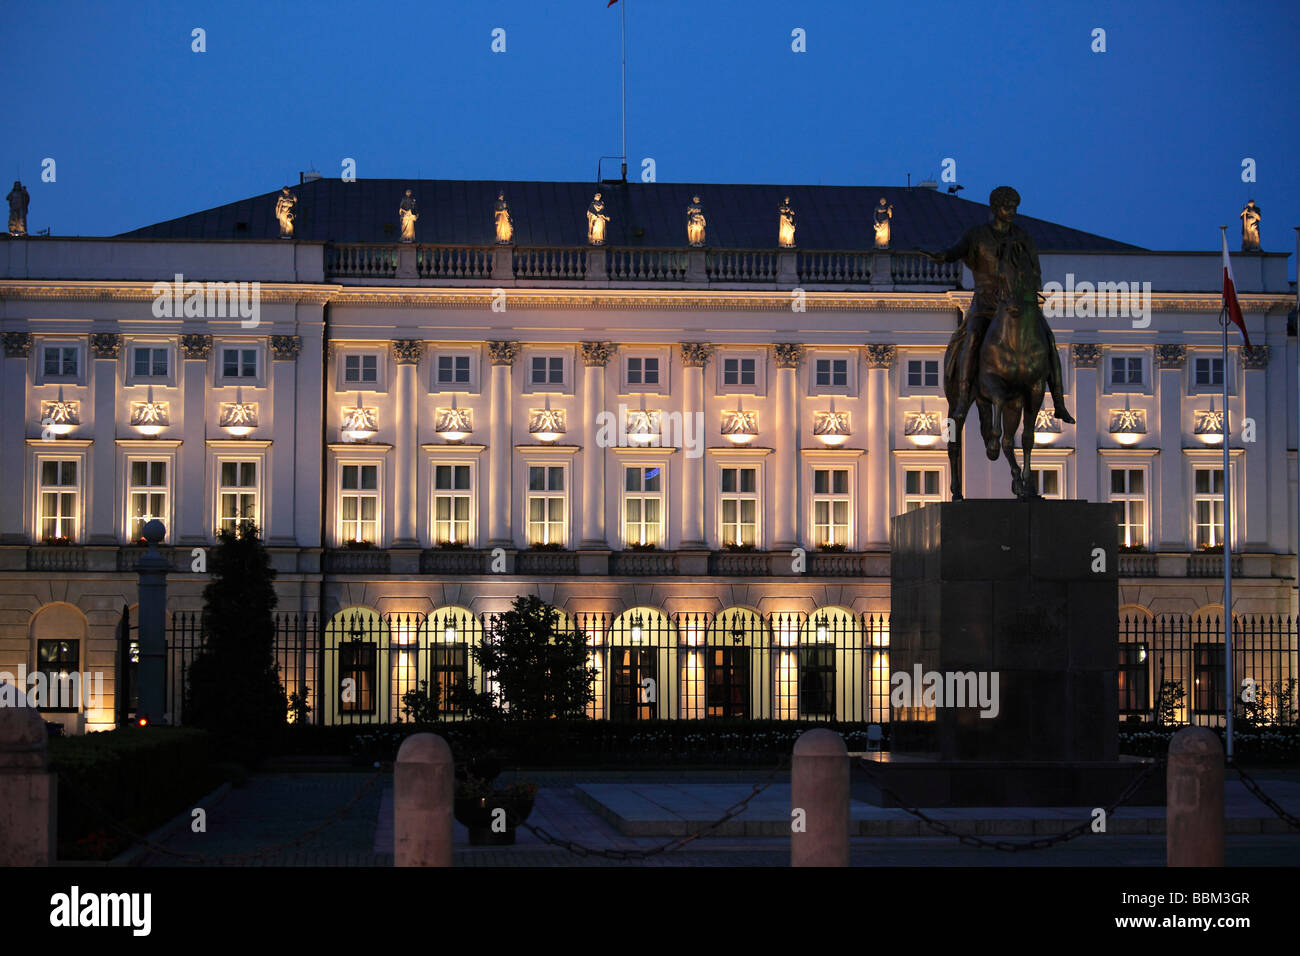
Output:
394 733 454 867
791 728 849 867
1166 726 1224 867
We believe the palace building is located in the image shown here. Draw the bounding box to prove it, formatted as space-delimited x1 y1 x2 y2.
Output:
1 178 1295 731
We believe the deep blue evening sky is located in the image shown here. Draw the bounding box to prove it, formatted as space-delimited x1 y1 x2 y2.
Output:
4 0 1297 267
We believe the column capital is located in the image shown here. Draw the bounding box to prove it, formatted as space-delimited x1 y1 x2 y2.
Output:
2 332 32 357
270 335 302 361
773 343 805 368
1071 343 1103 368
89 333 122 359
1155 344 1186 369
679 342 714 368
391 339 424 364
488 340 520 366
864 344 896 369
580 341 617 367
1241 344 1271 369
179 334 212 359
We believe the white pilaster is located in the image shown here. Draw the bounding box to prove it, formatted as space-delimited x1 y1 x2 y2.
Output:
1072 344 1101 503
864 345 894 548
1 335 31 541
88 334 120 544
1241 344 1270 548
1155 345 1185 549
294 326 323 548
679 343 712 548
487 341 518 545
391 339 422 546
580 342 615 547
178 335 210 545
269 335 301 545
772 344 803 549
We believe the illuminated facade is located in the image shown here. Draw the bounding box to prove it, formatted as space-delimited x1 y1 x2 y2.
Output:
0 178 1295 730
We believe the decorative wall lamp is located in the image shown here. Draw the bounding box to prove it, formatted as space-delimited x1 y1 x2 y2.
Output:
721 408 758 445
435 406 473 443
1108 407 1146 446
1033 407 1062 445
1195 402 1225 445
130 387 169 437
529 407 566 444
41 388 79 437
812 408 851 447
904 406 942 447
220 387 258 438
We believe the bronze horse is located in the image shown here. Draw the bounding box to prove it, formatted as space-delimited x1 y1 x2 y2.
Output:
945 239 1050 500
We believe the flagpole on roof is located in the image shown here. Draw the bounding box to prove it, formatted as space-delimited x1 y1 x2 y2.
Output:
1220 224 1235 761
620 0 627 181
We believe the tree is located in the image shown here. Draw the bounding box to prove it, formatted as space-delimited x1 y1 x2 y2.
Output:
185 522 286 743
472 596 596 720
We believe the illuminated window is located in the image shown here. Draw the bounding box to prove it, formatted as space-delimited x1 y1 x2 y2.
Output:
720 466 758 546
127 460 168 542
622 466 664 547
812 468 850 547
340 464 379 544
1030 466 1063 500
1193 643 1225 714
527 466 566 545
217 460 258 533
1110 468 1146 548
38 460 79 542
433 464 472 544
1118 644 1149 715
903 469 942 512
35 639 80 713
1193 467 1225 548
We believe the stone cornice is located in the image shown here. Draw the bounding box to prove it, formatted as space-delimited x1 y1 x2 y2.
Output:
0 281 336 305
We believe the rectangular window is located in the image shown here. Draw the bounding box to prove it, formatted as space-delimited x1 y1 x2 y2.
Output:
723 357 756 387
1193 643 1225 714
1110 468 1147 548
221 348 257 379
907 359 939 388
433 464 472 544
623 466 664 547
527 465 566 545
36 639 80 713
217 461 258 533
1118 644 1150 715
815 359 848 387
1194 357 1224 387
127 460 168 542
43 346 78 377
903 468 942 512
706 647 749 718
812 468 850 547
132 347 168 378
437 355 471 385
610 648 656 721
1030 468 1062 500
799 645 836 716
340 464 379 544
626 357 660 386
38 459 79 542
339 641 376 715
343 354 378 384
428 644 468 715
530 356 564 385
720 466 758 546
1110 356 1144 386
1193 467 1225 548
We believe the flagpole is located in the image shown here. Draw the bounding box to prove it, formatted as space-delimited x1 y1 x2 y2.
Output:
1220 224 1234 762
620 0 627 181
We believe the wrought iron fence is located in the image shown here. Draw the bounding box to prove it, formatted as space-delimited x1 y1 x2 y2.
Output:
163 610 1298 730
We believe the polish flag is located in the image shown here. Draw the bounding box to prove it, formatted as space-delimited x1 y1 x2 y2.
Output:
1221 231 1251 348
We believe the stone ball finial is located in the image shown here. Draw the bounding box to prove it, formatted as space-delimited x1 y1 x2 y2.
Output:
142 519 166 545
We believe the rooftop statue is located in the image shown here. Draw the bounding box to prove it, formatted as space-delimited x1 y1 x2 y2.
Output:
586 192 610 246
873 197 892 249
922 186 1074 500
494 192 513 244
778 197 796 248
398 189 418 243
1240 199 1261 251
275 186 297 239
7 181 29 237
686 195 706 247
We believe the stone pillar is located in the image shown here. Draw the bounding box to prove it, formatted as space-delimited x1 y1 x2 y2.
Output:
1071 344 1101 503
1 333 32 542
269 336 301 546
391 340 423 547
295 327 323 550
1241 345 1270 548
394 733 454 867
772 344 804 549
580 342 616 547
1155 345 1186 549
487 341 519 545
136 520 169 723
179 335 211 546
864 345 895 548
1166 726 1224 867
0 705 56 866
791 729 849 867
88 333 121 544
680 343 713 548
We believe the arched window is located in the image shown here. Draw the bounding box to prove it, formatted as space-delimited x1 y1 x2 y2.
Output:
29 603 90 716
323 607 388 724
604 607 675 721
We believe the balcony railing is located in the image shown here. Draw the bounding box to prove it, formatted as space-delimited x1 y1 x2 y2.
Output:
28 546 87 572
324 549 392 573
890 253 961 285
513 246 587 280
606 247 689 281
515 549 579 574
417 244 493 279
797 250 873 284
1187 553 1244 578
610 550 680 575
326 244 399 278
706 249 778 282
420 548 491 574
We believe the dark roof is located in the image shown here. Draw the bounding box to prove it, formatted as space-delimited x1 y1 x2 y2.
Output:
119 179 1142 252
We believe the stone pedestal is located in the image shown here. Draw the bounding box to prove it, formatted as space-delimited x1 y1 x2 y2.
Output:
0 705 56 866
870 500 1153 806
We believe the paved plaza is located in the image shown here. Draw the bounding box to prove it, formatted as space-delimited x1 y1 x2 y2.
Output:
123 771 1300 867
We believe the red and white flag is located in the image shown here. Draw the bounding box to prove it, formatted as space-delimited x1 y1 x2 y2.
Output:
1221 231 1251 348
